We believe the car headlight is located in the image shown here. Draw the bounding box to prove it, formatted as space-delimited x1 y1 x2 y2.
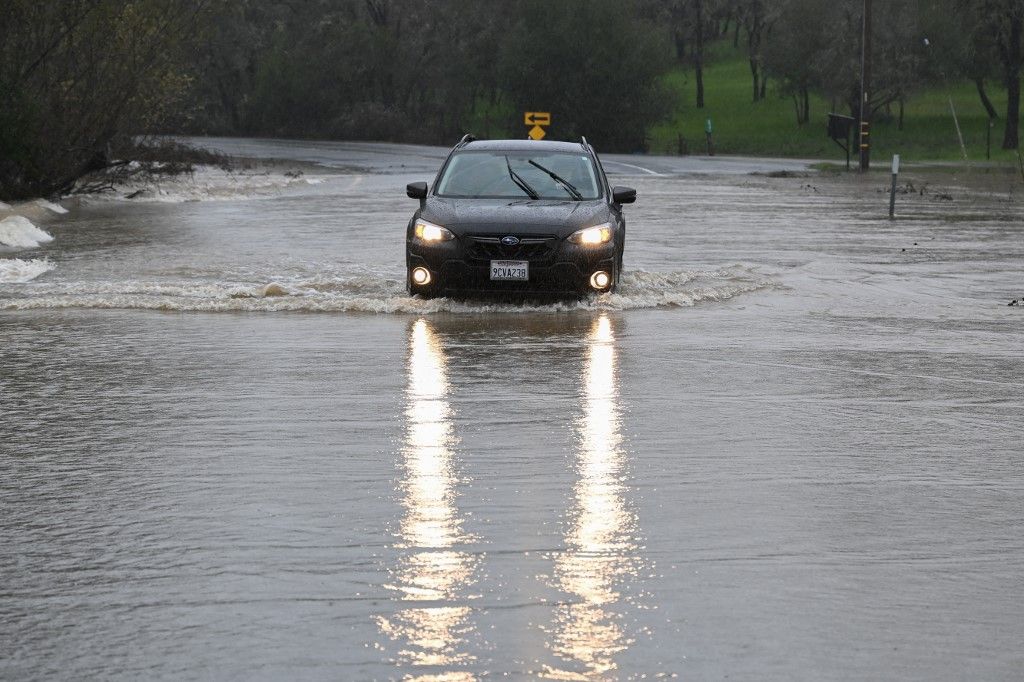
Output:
414 219 455 242
568 223 613 245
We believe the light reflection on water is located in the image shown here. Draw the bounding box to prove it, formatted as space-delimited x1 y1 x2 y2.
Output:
543 314 640 680
379 314 642 678
377 318 477 675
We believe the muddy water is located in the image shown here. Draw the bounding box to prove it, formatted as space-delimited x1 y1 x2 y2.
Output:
2 142 1023 680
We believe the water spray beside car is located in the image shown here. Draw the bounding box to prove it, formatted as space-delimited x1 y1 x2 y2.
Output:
404 135 636 299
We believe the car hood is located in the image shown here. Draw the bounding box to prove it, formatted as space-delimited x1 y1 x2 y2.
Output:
421 198 610 238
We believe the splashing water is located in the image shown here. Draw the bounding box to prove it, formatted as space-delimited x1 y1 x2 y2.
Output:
0 216 55 249
0 259 55 283
0 266 775 313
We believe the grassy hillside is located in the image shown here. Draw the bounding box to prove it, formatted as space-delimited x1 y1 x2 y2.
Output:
650 42 1019 164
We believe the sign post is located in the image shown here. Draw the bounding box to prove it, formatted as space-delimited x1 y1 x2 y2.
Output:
889 154 900 219
827 113 855 170
524 112 551 140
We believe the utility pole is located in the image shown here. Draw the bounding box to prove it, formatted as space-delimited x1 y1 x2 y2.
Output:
694 0 705 108
859 0 872 171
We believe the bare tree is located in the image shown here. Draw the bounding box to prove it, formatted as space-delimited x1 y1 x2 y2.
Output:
978 1 1024 148
1 0 213 198
737 0 768 102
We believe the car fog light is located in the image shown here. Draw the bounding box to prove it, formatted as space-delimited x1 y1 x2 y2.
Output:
590 271 611 289
411 267 432 286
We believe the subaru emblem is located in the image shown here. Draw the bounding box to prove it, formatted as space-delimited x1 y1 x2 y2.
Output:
500 235 520 246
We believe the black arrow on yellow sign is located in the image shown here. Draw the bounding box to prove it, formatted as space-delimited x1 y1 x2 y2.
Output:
524 112 551 126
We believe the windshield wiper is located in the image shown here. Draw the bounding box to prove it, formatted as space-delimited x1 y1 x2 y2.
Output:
528 159 583 200
505 155 539 199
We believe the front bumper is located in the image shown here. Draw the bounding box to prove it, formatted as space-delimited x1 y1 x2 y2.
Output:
407 236 616 296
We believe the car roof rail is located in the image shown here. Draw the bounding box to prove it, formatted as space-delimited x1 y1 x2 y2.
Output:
433 134 475 185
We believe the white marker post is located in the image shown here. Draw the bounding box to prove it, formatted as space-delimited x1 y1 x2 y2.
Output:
889 154 900 219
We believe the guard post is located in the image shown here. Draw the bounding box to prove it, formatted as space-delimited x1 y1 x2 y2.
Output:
827 113 855 170
705 118 714 156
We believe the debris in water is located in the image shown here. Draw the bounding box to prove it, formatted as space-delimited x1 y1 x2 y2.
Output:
33 199 68 214
261 282 288 297
755 170 808 178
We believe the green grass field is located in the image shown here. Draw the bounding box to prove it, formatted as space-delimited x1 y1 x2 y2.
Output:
650 41 1019 165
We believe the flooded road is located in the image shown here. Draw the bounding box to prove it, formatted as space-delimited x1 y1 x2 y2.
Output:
2 140 1023 680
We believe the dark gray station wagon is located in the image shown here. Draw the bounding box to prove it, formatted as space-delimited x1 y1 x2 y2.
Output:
405 136 636 298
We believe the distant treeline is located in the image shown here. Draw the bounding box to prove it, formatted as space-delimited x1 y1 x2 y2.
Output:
194 0 672 148
2 0 1023 199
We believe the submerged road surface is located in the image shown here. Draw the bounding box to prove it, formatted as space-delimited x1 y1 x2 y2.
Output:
2 140 1023 680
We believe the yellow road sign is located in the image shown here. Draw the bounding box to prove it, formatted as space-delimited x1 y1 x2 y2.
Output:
524 112 551 126
528 125 547 141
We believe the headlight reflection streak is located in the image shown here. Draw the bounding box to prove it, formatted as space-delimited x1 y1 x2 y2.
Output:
377 319 478 677
543 314 640 679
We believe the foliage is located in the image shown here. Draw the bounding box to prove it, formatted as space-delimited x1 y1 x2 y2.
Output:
967 0 1024 148
4 0 1024 199
0 0 212 199
497 0 674 151
186 0 674 151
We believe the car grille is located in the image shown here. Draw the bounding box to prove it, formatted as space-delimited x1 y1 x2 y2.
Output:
466 235 558 263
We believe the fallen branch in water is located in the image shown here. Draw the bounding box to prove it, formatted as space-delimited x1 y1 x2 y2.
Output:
70 138 232 196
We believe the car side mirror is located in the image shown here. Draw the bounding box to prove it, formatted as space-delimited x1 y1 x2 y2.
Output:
406 182 428 200
612 186 636 204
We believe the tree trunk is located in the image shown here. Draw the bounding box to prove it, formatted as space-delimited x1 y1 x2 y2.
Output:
975 77 999 119
1001 10 1022 149
733 20 740 48
674 31 687 62
695 61 705 108
1003 73 1020 149
898 97 904 130
745 7 764 103
759 77 767 101
792 90 810 125
694 0 704 108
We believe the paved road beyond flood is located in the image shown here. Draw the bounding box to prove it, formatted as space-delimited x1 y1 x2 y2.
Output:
2 140 1023 680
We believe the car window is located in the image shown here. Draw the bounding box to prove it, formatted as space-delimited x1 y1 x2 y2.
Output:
436 151 602 200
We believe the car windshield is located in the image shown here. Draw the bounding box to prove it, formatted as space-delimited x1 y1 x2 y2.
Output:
436 150 602 200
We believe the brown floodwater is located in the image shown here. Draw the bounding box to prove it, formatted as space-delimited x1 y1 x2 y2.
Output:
2 141 1023 680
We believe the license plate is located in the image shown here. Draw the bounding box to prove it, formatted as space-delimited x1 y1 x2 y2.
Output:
490 260 529 281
